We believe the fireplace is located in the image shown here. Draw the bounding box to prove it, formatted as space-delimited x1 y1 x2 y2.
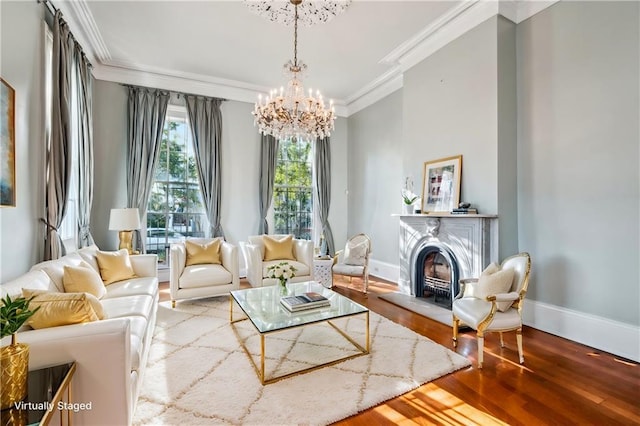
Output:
414 243 460 308
398 214 498 308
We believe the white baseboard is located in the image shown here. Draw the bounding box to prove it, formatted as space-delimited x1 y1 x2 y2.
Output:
522 299 639 363
368 258 639 362
368 259 400 283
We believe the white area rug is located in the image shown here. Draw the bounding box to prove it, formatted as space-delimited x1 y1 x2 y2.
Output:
133 297 471 425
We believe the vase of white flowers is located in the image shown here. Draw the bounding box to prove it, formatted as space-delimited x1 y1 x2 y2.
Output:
266 261 297 294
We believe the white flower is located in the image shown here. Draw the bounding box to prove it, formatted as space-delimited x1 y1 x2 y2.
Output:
273 267 283 278
283 270 292 279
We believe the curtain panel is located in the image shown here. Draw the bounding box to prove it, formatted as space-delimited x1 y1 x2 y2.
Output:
126 86 170 252
43 11 73 260
76 48 95 248
184 95 225 238
258 134 279 234
314 137 335 256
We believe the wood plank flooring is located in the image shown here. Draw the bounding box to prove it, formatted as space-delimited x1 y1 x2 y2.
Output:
158 276 640 425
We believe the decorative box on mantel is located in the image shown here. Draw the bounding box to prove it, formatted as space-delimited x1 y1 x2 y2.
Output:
393 213 498 298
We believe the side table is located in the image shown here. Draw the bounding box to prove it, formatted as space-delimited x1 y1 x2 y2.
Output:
1 362 76 426
313 257 334 288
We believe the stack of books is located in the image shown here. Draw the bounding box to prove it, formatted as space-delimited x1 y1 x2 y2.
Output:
451 208 478 214
280 292 330 312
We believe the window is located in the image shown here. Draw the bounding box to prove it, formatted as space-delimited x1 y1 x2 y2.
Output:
273 139 313 240
146 108 208 264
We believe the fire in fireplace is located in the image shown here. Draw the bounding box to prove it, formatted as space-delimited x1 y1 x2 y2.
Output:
414 244 459 309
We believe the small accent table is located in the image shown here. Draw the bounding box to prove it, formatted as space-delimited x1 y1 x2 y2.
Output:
313 257 334 288
0 362 76 426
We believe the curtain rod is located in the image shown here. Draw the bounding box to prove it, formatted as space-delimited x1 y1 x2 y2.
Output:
120 84 227 102
37 0 58 16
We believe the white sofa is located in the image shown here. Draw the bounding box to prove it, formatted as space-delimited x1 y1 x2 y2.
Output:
0 245 158 426
242 234 314 287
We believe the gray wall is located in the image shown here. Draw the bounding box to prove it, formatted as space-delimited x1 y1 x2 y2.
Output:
91 81 349 265
517 1 639 325
347 90 403 265
0 1 46 282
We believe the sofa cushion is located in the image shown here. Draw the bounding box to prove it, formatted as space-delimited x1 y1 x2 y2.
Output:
262 260 310 278
63 261 107 299
263 235 295 261
30 253 86 292
0 270 56 299
185 239 221 266
96 249 137 285
77 245 101 273
179 264 232 289
100 295 154 321
103 277 159 299
22 291 104 329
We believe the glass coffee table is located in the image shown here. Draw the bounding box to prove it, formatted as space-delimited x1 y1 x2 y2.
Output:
230 281 369 385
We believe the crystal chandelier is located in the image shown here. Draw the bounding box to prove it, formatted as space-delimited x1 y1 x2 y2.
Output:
252 0 336 141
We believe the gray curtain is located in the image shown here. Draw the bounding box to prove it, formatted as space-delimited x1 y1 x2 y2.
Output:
258 134 279 234
314 137 335 256
184 95 225 238
43 11 73 260
126 86 170 252
76 48 95 248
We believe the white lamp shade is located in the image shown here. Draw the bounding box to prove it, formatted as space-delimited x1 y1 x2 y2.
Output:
109 208 141 231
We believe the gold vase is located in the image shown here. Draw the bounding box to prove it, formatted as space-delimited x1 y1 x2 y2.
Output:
1 339 29 410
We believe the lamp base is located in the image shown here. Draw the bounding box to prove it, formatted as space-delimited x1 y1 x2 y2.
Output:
118 230 139 255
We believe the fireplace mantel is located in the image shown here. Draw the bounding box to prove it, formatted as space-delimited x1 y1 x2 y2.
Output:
396 214 498 296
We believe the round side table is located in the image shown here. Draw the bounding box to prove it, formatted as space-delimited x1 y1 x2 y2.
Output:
313 258 334 288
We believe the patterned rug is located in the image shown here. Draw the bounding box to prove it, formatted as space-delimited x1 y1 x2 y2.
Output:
133 297 471 425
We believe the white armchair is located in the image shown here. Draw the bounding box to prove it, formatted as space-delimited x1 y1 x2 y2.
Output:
241 234 314 287
332 233 371 293
452 252 532 368
170 238 239 307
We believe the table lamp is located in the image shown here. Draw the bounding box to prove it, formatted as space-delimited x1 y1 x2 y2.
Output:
109 208 141 254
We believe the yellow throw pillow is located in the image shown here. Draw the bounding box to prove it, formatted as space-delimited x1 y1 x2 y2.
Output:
185 239 222 266
63 261 107 299
21 291 104 329
263 235 295 261
95 249 136 285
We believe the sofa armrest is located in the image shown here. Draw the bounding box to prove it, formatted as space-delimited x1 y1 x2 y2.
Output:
12 318 132 426
130 254 158 278
221 242 239 289
170 243 186 295
456 277 479 299
293 239 314 272
244 243 263 287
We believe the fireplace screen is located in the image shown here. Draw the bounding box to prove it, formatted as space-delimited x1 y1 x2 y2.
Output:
415 245 459 309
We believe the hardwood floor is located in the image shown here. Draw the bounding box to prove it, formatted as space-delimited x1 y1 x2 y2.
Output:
158 277 640 425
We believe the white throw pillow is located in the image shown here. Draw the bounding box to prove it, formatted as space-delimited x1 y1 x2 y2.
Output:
476 266 515 312
343 241 367 266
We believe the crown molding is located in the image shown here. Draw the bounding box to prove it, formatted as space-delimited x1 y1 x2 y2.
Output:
93 61 349 116
345 67 402 116
64 0 557 118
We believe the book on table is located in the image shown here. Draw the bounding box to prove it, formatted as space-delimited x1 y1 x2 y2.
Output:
280 292 331 312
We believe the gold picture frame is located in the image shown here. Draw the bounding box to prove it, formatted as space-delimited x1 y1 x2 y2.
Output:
1 77 16 207
421 155 462 214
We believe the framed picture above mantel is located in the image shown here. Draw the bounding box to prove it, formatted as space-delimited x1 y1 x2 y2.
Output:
421 155 462 214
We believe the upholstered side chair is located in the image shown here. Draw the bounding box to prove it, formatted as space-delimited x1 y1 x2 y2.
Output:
452 252 532 368
332 233 372 294
169 237 239 307
241 234 314 287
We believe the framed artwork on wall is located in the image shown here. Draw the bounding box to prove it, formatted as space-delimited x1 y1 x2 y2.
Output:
421 155 462 214
1 77 16 207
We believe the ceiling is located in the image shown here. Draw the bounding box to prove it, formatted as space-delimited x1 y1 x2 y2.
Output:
58 1 553 115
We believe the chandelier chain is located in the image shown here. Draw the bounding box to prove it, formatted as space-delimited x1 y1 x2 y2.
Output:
293 3 298 66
